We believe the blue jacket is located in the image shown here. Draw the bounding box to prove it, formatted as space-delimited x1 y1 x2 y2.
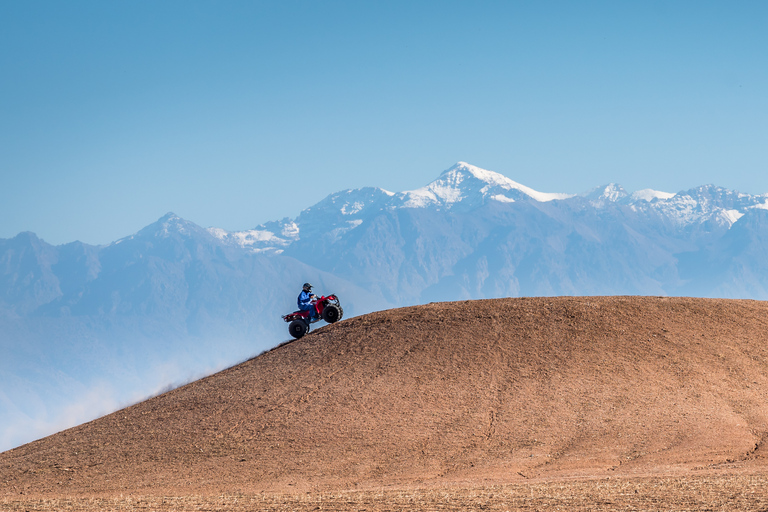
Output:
298 290 315 310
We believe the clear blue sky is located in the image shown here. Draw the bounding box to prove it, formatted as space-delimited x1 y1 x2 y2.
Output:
2 0 767 245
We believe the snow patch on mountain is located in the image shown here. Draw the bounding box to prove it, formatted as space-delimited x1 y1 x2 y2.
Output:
326 220 365 243
722 209 745 224
648 194 703 226
458 161 574 202
280 221 300 238
208 228 286 253
305 188 393 219
341 202 366 215
631 189 676 202
459 162 573 202
208 220 298 254
401 183 461 208
490 194 515 203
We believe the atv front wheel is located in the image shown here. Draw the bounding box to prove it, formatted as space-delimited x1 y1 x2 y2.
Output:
289 319 309 339
322 304 342 323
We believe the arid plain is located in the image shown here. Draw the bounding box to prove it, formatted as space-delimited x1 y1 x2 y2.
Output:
3 296 768 510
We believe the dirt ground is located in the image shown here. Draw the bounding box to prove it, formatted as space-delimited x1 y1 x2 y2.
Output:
3 297 768 510
4 474 768 511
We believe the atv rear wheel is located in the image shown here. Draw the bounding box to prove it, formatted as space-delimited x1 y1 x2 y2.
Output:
289 319 309 339
322 304 342 323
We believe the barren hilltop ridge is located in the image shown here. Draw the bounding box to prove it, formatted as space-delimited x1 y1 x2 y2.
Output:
4 296 768 509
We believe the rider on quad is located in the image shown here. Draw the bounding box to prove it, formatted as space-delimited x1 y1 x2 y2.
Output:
283 285 344 339
297 283 319 323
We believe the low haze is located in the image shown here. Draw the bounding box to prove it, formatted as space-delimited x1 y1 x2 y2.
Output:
2 1 767 245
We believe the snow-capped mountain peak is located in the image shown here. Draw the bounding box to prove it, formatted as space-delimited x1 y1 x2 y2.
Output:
583 184 630 206
112 212 210 246
400 162 573 209
209 162 578 250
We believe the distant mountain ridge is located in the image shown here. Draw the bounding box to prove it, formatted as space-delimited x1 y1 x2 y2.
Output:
2 161 768 452
212 162 768 254
205 162 768 302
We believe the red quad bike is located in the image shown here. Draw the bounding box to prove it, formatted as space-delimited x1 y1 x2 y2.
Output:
282 294 344 339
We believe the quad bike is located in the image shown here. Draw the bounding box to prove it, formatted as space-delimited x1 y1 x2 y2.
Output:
282 294 344 339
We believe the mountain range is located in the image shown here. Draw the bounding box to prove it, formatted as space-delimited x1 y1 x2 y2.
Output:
2 161 768 452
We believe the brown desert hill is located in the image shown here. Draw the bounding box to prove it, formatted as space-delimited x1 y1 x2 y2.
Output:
3 296 768 498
